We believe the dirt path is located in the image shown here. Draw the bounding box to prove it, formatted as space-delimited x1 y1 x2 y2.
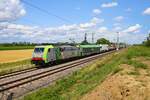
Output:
0 49 33 63
82 57 150 100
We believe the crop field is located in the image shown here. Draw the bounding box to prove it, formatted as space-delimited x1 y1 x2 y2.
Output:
0 45 34 51
0 49 34 75
22 46 150 100
0 49 33 63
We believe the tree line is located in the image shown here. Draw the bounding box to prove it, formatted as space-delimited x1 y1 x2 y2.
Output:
1 33 150 47
0 38 119 46
0 42 36 46
81 38 113 45
143 33 150 47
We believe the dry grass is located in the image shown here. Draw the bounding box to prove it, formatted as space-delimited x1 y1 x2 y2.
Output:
82 59 150 100
0 49 33 63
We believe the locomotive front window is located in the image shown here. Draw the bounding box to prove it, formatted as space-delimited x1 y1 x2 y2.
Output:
34 48 44 53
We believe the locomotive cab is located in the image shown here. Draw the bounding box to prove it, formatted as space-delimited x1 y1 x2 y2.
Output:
31 47 45 65
31 45 59 65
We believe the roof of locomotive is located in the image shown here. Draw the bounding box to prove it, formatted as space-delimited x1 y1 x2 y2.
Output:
34 45 54 48
34 45 77 49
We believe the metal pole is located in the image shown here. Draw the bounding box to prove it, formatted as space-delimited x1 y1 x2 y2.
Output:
92 33 94 44
116 32 119 51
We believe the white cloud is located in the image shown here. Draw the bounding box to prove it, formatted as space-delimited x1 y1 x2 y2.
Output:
97 27 108 33
101 2 118 8
79 23 95 29
119 32 147 44
20 9 26 15
79 17 104 28
95 24 145 44
0 17 104 43
125 8 132 12
0 22 146 44
0 19 146 44
75 7 80 10
113 23 121 27
93 9 101 15
91 17 104 24
143 8 150 15
96 25 145 44
114 16 124 22
122 24 142 33
114 26 122 31
0 0 26 22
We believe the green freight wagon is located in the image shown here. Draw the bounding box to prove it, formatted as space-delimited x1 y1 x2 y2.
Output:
77 45 101 56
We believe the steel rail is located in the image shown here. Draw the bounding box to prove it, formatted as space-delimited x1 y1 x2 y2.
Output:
0 67 37 80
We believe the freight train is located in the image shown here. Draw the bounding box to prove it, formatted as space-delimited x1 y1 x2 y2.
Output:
31 44 116 66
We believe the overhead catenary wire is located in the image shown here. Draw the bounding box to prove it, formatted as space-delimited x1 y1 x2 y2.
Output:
21 0 73 24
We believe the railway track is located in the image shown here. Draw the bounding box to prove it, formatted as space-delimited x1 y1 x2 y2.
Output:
0 50 115 100
0 67 37 80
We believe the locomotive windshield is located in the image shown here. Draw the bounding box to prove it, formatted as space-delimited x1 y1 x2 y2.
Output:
34 48 44 53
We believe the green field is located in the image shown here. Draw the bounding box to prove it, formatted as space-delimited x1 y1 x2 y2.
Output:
0 45 34 50
22 46 150 100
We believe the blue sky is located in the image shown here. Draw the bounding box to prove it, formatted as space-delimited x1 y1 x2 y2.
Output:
0 0 150 44
17 0 150 27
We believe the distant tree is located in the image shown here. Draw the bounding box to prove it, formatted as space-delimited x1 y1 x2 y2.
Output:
96 38 110 44
80 33 90 45
80 40 89 45
144 33 150 47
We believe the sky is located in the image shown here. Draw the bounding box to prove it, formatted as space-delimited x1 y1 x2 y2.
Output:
0 0 150 44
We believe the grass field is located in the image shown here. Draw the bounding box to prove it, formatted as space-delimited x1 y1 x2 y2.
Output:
22 46 150 100
0 59 34 75
0 45 34 51
0 49 33 63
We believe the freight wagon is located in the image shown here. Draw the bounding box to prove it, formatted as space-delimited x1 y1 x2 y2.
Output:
77 45 101 56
